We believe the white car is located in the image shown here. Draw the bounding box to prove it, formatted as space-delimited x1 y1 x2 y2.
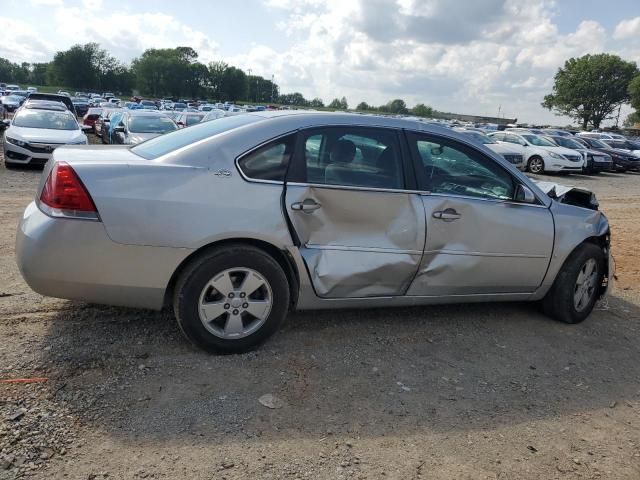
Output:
5 84 20 91
454 128 525 170
488 132 585 174
3 105 88 167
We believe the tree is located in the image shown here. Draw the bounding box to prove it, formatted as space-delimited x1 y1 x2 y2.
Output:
328 97 348 109
629 75 640 111
220 66 247 101
207 61 228 100
382 99 408 114
309 97 324 108
411 103 433 117
278 92 308 106
623 111 640 128
542 54 638 129
356 101 372 110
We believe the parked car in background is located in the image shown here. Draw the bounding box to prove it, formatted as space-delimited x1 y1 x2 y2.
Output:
81 107 103 132
26 93 76 114
1 94 24 112
175 111 205 128
94 108 118 139
454 128 525 170
102 110 124 144
488 132 584 174
602 139 640 157
542 135 613 173
5 84 20 92
201 109 226 123
102 92 115 100
172 102 187 112
15 112 612 353
111 110 178 145
574 137 640 172
57 91 71 97
541 128 572 137
26 87 38 93
3 104 87 167
71 97 90 116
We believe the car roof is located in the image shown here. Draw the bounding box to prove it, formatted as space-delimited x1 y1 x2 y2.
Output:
126 110 167 117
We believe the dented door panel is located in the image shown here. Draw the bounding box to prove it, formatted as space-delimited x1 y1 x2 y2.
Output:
407 195 554 295
285 185 425 298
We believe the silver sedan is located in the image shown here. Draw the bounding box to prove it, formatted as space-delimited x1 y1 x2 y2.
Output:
16 112 612 353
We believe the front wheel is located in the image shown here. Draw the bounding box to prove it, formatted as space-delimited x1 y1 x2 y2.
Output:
527 156 545 174
542 243 604 324
173 245 290 353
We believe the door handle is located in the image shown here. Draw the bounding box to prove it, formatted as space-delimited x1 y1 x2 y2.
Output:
433 208 461 221
291 199 322 213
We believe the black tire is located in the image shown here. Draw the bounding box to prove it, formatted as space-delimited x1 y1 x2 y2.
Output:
542 243 604 324
173 245 290 354
527 156 544 174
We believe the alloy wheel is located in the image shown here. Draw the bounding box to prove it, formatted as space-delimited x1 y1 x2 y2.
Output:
529 157 544 173
573 258 598 312
198 267 273 339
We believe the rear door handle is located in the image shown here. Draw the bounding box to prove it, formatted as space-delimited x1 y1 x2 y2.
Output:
433 208 461 221
291 199 322 213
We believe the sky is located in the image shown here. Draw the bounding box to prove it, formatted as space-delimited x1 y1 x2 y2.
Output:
1 0 640 125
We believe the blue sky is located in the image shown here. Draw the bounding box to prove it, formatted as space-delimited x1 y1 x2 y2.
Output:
2 0 639 124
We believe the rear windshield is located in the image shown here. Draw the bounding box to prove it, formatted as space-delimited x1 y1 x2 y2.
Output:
129 115 177 133
131 114 261 159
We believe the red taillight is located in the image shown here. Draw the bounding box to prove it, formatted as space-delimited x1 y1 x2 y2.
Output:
40 162 97 213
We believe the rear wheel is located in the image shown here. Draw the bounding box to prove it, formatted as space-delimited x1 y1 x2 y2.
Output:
173 245 290 353
542 243 604 324
527 156 544 174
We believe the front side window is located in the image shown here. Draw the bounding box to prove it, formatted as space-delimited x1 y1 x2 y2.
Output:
237 134 295 182
504 134 524 145
521 134 555 147
294 127 403 189
409 133 514 201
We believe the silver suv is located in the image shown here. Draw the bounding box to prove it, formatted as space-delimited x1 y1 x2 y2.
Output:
16 112 611 353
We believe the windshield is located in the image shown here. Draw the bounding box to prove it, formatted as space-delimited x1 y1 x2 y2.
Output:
462 131 495 144
522 134 555 147
174 103 187 109
555 137 583 149
129 116 177 134
4 95 21 102
12 110 78 130
131 114 260 159
185 115 204 126
588 138 608 148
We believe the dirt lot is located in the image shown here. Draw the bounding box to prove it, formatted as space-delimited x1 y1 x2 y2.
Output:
1 133 640 480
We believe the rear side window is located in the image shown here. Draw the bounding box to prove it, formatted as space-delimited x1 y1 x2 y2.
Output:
237 135 295 182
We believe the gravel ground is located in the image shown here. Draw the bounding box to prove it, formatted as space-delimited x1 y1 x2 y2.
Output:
1 132 640 479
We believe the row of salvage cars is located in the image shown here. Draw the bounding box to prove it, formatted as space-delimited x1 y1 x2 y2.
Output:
14 111 612 353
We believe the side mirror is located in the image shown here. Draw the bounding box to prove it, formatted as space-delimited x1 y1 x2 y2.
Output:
1 119 9 128
80 124 91 132
177 121 185 127
114 125 125 133
515 184 536 204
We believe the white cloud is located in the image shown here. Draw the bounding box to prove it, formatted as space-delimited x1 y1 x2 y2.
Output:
613 17 640 39
29 0 63 5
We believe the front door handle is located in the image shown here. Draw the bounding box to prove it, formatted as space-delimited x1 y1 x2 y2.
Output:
291 199 322 213
433 208 461 221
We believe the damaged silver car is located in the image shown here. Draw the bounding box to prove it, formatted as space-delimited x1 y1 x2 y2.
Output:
16 112 612 353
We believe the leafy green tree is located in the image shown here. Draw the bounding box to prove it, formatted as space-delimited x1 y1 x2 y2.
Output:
356 101 372 110
542 54 638 129
623 111 640 128
328 97 348 109
221 66 247 101
309 97 324 108
279 92 308 106
411 103 433 117
629 75 640 111
382 99 408 114
207 61 228 100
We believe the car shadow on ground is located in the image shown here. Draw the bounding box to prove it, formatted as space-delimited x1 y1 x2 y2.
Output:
37 292 640 445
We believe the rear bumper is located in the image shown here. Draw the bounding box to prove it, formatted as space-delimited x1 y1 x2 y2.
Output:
16 202 193 310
